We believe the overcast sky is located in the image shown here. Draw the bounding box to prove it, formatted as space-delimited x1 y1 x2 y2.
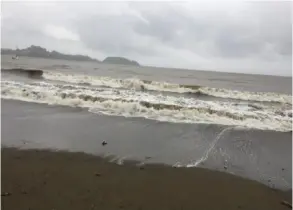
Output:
1 1 292 76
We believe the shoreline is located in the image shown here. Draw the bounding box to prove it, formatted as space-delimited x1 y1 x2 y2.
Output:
2 98 292 191
2 147 292 210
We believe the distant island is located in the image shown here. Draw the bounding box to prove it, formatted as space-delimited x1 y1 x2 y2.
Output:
1 45 140 66
102 57 140 66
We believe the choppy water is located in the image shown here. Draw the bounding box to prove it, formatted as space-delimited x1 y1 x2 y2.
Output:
1 55 292 132
1 55 292 190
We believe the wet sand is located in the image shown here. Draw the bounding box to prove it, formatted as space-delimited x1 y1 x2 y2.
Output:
2 147 292 210
2 99 292 190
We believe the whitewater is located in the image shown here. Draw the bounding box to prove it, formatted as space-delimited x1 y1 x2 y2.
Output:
1 68 292 132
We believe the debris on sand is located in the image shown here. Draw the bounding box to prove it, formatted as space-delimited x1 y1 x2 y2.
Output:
102 141 108 146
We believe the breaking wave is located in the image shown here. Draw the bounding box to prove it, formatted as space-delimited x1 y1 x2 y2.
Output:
1 80 292 132
2 68 291 104
42 71 292 104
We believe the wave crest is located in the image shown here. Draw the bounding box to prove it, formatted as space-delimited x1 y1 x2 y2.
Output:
42 71 292 104
2 80 292 132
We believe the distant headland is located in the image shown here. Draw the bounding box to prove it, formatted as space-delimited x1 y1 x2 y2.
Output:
1 45 100 62
102 57 140 66
1 45 140 66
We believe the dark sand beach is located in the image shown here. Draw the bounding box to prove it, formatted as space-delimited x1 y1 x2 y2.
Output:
2 147 292 210
2 99 292 191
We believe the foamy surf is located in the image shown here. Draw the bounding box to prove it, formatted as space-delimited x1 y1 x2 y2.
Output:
42 71 292 104
1 80 292 132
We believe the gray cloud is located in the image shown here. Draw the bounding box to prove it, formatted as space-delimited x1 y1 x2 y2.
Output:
130 2 291 58
76 15 158 56
1 1 292 76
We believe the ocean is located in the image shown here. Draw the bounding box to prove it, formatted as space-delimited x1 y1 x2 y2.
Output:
1 54 292 190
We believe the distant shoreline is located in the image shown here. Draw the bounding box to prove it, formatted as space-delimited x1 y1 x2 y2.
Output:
1 45 140 66
1 47 291 77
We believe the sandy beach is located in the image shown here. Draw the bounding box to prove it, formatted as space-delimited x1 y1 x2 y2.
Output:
2 1 292 209
1 56 292 210
2 147 291 210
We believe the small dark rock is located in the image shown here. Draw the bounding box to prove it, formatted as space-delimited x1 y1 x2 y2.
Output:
95 173 101 177
224 166 227 170
268 179 271 182
282 168 285 171
102 141 107 146
1 192 11 196
139 166 144 170
237 205 242 209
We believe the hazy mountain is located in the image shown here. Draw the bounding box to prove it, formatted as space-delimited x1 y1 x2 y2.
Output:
1 45 100 62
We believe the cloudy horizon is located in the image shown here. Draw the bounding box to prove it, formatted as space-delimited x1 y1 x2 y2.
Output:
1 1 292 76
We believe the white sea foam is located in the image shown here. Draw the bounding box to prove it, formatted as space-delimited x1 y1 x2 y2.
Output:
1 80 292 132
43 71 292 104
186 127 235 167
